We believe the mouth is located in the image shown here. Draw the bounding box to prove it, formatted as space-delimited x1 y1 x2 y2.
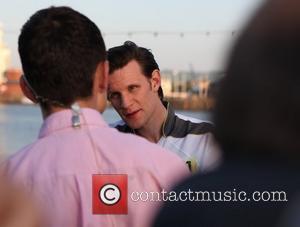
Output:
124 109 141 119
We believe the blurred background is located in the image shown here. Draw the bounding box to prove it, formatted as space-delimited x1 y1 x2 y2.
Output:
0 0 264 155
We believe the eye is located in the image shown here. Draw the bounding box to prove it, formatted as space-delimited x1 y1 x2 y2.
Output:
108 92 120 101
128 85 139 92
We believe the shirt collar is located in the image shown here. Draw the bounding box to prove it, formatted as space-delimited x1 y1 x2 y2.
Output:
161 101 177 137
38 108 108 138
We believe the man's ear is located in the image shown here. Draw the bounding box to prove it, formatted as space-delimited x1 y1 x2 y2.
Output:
150 69 161 92
95 60 109 93
19 76 38 103
94 60 109 93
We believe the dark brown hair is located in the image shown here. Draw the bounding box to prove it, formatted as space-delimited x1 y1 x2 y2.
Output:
107 41 164 100
214 0 300 158
19 6 106 108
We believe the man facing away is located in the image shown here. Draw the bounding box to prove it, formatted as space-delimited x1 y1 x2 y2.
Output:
107 41 221 172
5 7 189 227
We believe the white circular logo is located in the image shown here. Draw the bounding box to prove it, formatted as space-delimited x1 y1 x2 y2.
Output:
99 184 121 205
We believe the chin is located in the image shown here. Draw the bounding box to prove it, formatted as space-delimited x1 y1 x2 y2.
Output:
127 121 143 130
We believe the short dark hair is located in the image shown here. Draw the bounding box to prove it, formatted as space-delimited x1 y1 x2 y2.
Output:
107 41 164 100
214 0 300 158
18 6 106 108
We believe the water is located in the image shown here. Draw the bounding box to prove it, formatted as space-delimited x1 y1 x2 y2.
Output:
0 104 211 156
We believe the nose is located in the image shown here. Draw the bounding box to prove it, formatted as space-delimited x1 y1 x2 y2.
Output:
120 93 133 109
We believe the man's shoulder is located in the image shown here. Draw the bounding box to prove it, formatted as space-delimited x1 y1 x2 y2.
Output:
111 129 174 157
5 142 41 180
7 142 36 163
109 119 125 128
96 129 190 180
169 113 214 138
109 120 133 133
175 113 206 123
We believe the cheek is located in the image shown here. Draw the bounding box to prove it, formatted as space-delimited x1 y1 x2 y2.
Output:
140 93 154 109
135 92 148 105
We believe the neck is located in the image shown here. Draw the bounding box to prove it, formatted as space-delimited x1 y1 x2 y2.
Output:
41 94 106 120
135 101 167 143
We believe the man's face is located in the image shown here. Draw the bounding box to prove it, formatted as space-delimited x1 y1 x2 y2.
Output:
108 60 160 129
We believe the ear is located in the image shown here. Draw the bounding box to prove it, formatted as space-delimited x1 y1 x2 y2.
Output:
95 60 109 93
19 76 38 103
150 69 161 92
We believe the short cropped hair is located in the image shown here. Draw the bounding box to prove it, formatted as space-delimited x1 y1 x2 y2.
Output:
107 41 164 100
214 0 300 158
18 6 106 108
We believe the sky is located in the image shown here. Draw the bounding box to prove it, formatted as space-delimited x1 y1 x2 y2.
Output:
0 0 264 72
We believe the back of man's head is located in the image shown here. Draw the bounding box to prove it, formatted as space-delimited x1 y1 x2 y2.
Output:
214 0 300 158
107 41 164 100
19 6 106 109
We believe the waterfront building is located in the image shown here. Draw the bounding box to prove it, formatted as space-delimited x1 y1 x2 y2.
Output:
0 69 23 102
0 23 11 84
160 70 173 97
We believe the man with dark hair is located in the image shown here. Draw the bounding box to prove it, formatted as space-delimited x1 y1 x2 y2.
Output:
108 41 221 172
153 0 300 226
5 7 188 227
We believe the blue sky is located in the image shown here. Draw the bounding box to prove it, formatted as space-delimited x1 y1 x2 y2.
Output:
0 0 264 71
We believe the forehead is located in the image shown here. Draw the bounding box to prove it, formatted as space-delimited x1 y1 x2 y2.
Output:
108 60 148 89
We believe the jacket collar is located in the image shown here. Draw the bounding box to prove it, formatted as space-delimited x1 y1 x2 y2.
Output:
161 101 177 137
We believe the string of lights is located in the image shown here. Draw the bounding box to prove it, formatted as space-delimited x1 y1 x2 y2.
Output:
102 30 238 37
3 29 238 37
